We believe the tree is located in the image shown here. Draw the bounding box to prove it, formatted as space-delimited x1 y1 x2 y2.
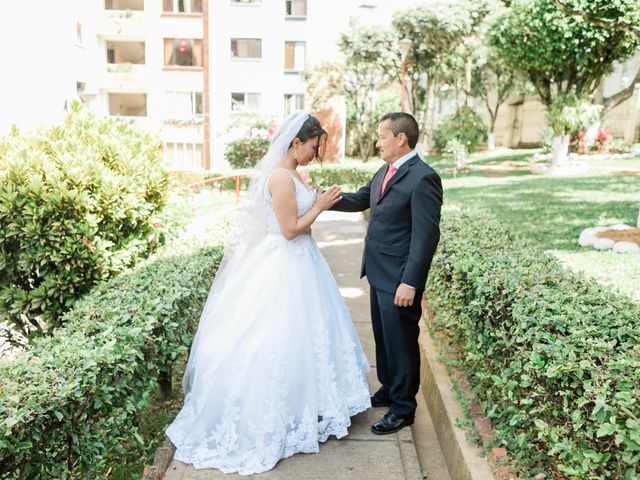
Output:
489 0 638 165
391 0 490 145
338 26 395 162
471 45 524 150
555 0 640 112
305 26 394 162
554 0 640 39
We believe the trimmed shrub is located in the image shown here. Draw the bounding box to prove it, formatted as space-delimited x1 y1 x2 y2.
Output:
307 163 379 190
433 107 487 154
224 118 271 172
427 210 640 479
0 236 225 479
224 137 270 169
0 103 169 342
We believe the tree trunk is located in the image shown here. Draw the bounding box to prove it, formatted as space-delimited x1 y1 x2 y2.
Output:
603 65 640 112
158 369 172 401
637 205 640 228
487 131 496 151
551 134 570 166
457 146 469 169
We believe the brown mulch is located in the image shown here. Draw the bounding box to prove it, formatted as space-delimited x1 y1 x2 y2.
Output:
595 228 640 244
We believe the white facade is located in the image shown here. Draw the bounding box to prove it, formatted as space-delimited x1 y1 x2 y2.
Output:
0 0 207 171
0 0 99 135
208 0 350 171
95 0 207 171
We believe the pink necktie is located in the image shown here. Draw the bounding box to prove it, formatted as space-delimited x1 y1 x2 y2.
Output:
381 165 397 194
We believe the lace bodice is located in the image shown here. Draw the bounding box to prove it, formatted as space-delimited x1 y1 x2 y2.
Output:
265 169 316 236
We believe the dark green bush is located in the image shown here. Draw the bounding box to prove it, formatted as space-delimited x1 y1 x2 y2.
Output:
433 107 487 154
0 103 169 342
427 210 640 479
224 137 270 169
307 163 378 190
0 236 224 479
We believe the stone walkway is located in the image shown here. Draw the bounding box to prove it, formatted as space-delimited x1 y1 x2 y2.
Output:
163 211 451 480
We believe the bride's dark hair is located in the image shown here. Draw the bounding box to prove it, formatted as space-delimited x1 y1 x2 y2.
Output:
290 115 327 160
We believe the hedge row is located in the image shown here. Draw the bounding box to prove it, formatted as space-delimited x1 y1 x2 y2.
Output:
426 210 640 480
307 163 378 190
0 236 225 479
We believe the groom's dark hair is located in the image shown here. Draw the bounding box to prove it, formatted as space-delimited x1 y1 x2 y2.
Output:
380 113 419 148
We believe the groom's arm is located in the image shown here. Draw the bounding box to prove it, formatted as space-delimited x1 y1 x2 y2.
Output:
330 181 371 212
401 172 443 289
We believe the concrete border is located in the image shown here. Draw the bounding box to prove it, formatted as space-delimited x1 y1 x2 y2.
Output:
419 311 496 480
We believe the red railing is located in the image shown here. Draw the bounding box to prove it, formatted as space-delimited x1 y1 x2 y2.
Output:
187 170 253 205
183 170 254 217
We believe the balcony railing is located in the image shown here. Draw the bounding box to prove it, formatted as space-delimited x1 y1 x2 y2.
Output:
102 64 147 91
97 10 146 38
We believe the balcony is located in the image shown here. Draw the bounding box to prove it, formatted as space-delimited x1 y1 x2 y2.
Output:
109 93 147 116
97 9 146 39
103 64 147 91
102 41 147 91
105 0 144 10
108 93 157 131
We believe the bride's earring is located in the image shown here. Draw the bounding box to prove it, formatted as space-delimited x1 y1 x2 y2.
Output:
294 150 298 160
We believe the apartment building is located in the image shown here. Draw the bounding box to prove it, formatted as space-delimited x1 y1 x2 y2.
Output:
208 0 350 170
92 0 208 170
0 1 98 135
6 1 432 172
0 0 208 171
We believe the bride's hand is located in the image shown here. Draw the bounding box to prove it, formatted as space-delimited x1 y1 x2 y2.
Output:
314 185 342 211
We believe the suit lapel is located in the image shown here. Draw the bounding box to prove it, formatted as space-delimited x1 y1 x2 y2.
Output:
371 166 385 205
376 154 418 203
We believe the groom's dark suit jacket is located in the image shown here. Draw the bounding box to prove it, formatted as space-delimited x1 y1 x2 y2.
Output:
332 154 442 294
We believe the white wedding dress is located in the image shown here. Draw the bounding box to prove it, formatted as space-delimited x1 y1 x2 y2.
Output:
166 169 371 475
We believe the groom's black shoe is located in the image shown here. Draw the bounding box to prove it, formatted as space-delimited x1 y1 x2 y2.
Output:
371 412 414 435
370 395 391 408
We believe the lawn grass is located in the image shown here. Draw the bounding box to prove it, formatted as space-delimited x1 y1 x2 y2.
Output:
437 151 640 300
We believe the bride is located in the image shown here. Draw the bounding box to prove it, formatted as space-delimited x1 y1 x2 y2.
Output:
166 111 371 475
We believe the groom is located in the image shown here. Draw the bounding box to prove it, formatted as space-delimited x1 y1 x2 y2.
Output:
332 112 442 434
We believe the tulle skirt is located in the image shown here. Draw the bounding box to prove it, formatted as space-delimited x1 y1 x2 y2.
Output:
165 233 371 475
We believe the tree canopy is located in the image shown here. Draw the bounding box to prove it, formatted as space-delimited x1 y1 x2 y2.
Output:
489 0 638 107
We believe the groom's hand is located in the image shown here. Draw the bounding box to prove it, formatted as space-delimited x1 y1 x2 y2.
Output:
394 284 416 308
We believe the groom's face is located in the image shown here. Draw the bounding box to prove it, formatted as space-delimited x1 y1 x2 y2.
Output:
376 120 403 163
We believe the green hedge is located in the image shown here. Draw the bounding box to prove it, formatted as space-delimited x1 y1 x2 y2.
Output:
427 210 640 480
0 236 225 479
0 102 169 341
307 163 378 190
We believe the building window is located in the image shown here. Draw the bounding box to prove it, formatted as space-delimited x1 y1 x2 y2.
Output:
284 94 304 116
163 0 203 14
284 41 306 72
164 39 203 67
164 91 203 119
231 92 261 112
285 0 307 17
230 38 262 59
164 142 204 171
76 21 83 45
